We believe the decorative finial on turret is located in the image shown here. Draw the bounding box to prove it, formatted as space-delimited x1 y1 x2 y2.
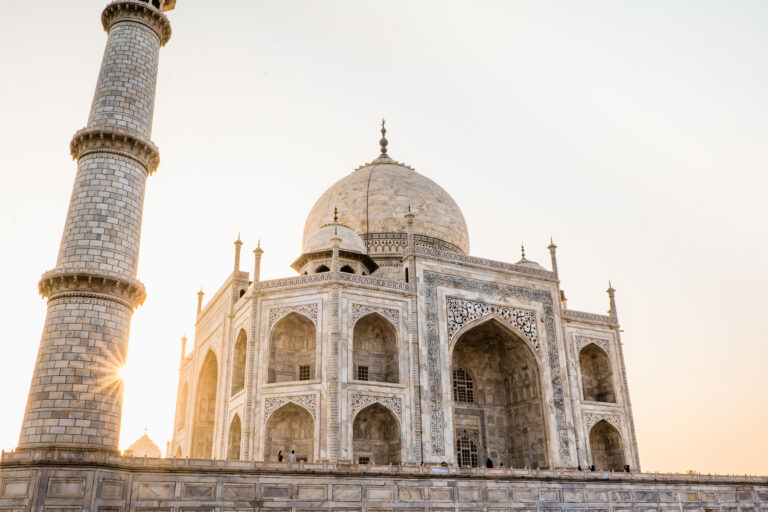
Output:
521 244 526 259
379 118 389 156
333 206 339 223
548 237 557 249
257 239 261 249
607 280 615 293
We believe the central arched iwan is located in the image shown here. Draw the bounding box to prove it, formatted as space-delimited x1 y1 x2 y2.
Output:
352 403 401 464
191 351 218 459
268 313 316 383
264 403 314 462
451 318 548 469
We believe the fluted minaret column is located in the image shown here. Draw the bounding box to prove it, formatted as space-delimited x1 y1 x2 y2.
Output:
18 0 174 453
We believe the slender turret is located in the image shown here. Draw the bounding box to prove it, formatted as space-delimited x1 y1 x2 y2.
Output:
19 0 175 453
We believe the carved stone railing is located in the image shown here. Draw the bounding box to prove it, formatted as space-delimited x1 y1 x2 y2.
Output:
1 449 766 485
337 272 409 292
415 247 556 280
38 268 146 309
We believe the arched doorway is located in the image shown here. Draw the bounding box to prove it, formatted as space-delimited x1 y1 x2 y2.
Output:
231 330 247 395
268 313 316 383
579 344 615 402
352 403 401 464
589 420 625 471
451 318 548 469
353 313 398 383
264 403 314 462
227 414 242 460
191 351 218 459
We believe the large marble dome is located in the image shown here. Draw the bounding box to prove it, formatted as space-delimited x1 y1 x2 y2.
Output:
302 154 469 256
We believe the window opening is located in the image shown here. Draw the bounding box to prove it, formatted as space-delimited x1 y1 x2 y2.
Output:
357 365 369 381
299 365 311 381
340 265 354 273
358 456 370 465
452 368 474 403
456 436 479 467
315 265 330 273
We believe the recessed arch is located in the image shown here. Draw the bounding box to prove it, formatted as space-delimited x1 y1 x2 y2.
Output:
175 446 182 458
579 343 615 403
268 312 316 383
191 350 218 459
315 265 330 273
340 264 354 274
231 329 247 396
353 312 398 383
449 313 541 366
352 403 401 465
175 382 188 431
264 403 314 462
227 414 242 460
589 420 625 471
451 317 548 469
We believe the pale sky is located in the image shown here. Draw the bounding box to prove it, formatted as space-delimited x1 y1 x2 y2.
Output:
0 1 766 474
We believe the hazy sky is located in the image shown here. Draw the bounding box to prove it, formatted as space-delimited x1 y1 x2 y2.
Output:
0 1 766 474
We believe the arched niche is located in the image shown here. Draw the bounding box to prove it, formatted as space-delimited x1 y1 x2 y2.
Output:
589 420 625 471
231 330 247 395
268 313 316 383
264 403 314 462
579 344 616 403
315 265 330 273
191 351 218 459
451 318 548 469
353 313 398 383
175 446 182 458
352 403 401 464
227 414 242 460
176 382 188 431
340 265 354 274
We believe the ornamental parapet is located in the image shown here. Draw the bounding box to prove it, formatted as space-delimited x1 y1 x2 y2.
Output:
101 0 172 46
70 127 160 174
562 309 617 326
255 272 408 293
38 268 147 309
415 246 557 280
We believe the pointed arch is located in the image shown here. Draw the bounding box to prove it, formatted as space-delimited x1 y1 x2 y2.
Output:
352 403 401 465
353 312 398 383
227 414 242 460
175 446 182 458
589 420 625 471
268 312 317 383
191 350 218 459
264 403 314 462
579 343 615 403
175 382 188 431
449 313 542 366
231 329 247 395
451 317 549 469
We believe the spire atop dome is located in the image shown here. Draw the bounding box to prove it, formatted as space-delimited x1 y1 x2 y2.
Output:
333 206 339 224
379 118 389 157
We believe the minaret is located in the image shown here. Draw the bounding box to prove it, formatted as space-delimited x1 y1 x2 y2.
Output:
19 0 175 453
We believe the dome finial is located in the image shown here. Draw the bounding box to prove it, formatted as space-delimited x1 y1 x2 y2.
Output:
333 206 338 223
521 244 526 259
379 118 388 156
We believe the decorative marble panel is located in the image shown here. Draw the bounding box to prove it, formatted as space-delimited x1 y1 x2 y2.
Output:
446 297 538 350
350 394 402 420
574 336 610 353
264 394 317 420
423 272 569 460
351 304 399 328
268 303 319 329
584 413 622 431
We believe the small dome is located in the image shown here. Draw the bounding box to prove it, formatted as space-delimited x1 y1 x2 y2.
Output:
303 156 469 255
304 223 366 254
124 430 162 458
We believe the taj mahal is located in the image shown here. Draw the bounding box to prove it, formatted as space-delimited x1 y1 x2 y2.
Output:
170 122 639 472
1 1 764 511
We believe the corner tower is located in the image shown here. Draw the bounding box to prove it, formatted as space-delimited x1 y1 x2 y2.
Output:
18 0 175 453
